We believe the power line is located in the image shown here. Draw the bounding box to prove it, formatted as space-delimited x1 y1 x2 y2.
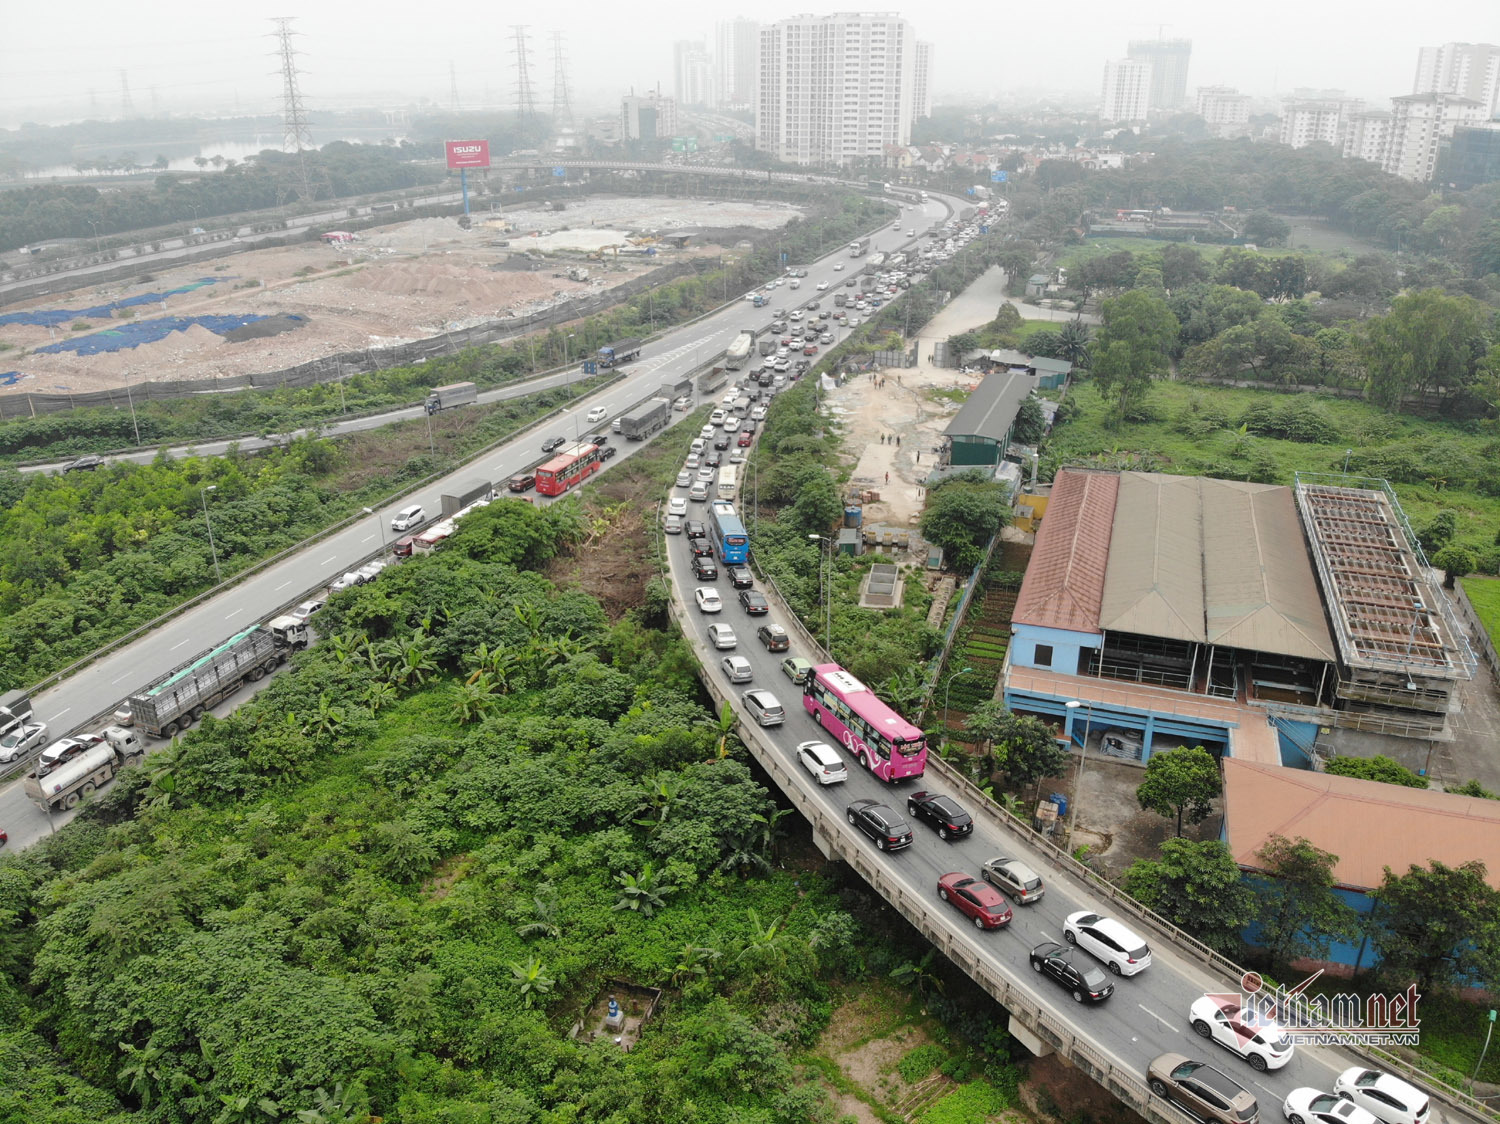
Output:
511 25 536 132
551 31 574 132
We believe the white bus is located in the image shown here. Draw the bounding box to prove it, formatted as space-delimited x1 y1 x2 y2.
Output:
716 465 738 502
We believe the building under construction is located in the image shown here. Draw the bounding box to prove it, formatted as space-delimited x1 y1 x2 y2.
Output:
1296 475 1474 737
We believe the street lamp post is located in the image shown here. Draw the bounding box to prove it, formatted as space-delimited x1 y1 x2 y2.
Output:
565 333 578 401
1064 699 1094 838
942 666 974 734
123 368 141 446
87 219 101 253
807 533 833 656
200 485 221 585
362 506 387 549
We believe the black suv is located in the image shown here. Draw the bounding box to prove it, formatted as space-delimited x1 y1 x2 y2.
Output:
61 455 104 473
1029 942 1114 1004
727 565 754 590
685 520 707 539
906 791 974 840
689 537 714 558
739 590 769 615
691 555 718 580
541 435 567 453
846 799 914 851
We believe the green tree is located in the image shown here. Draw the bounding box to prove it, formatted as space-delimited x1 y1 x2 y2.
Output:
1122 838 1254 954
967 703 1068 799
1367 860 1500 991
1135 745 1221 836
1242 211 1291 246
1431 545 1477 589
918 473 1009 572
1160 243 1209 291
1251 835 1360 966
613 863 675 917
1449 778 1498 799
1057 318 1093 369
1362 289 1489 409
1323 754 1427 788
1090 290 1180 419
1012 395 1045 444
509 957 556 1007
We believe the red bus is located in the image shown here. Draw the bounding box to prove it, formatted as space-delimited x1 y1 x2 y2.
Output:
535 442 601 496
803 663 927 782
413 520 456 555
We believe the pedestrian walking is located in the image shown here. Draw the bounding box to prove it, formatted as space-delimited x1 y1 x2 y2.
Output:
885 472 889 483
880 433 885 445
915 451 920 463
896 435 901 447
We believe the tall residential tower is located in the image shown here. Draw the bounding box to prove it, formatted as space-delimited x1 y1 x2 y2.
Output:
1127 38 1192 112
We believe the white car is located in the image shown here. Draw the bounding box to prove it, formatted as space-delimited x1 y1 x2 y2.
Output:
690 438 707 455
816 281 828 291
1333 1070 1430 1124
796 740 848 784
0 721 47 763
709 409 726 425
664 514 683 534
728 449 747 464
1189 995 1295 1071
751 406 767 421
586 405 608 423
696 466 715 482
906 230 915 237
676 470 692 488
667 496 688 516
700 424 716 440
1063 911 1152 976
707 623 738 649
1283 1090 1381 1124
833 262 844 271
789 310 804 321
694 587 723 613
330 571 363 593
685 453 701 469
847 317 861 327
721 655 754 683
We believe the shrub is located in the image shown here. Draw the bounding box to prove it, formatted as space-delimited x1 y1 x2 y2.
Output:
897 1043 948 1083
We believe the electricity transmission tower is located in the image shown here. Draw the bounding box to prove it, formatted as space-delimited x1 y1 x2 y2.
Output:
511 25 537 137
449 61 462 111
271 17 318 203
118 70 134 116
551 32 574 132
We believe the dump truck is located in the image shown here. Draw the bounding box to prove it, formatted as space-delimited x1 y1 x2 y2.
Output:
724 330 756 371
25 727 142 812
0 690 32 741
128 619 311 738
619 397 670 440
425 381 478 414
441 479 495 518
597 338 642 368
697 366 728 396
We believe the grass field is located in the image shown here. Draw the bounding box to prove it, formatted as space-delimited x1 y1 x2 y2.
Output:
1460 575 1500 648
1046 379 1500 560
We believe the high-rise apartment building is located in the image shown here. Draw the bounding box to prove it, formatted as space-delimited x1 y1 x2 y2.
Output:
1127 38 1192 111
1414 42 1500 118
673 41 713 108
913 41 934 120
1384 92 1485 181
715 18 761 109
1099 59 1152 122
1195 86 1250 134
1439 123 1500 188
1279 96 1363 149
1343 110 1394 167
622 92 678 141
756 12 916 167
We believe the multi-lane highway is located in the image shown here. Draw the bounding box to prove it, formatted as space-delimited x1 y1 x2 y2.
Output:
0 192 953 847
659 507 1461 1124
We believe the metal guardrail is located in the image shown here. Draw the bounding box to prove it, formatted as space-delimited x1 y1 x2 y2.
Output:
669 549 1497 1124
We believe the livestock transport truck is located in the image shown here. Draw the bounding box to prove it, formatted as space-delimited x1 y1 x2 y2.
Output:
128 618 310 738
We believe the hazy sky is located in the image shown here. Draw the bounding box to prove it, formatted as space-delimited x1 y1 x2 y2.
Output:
2 0 1497 127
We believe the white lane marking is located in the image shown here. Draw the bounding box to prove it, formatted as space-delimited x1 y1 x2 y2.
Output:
170 639 190 650
275 581 292 591
1252 1080 1278 1098
50 707 70 719
319 554 336 565
112 672 135 684
225 608 245 618
1137 1004 1175 1032
361 535 374 543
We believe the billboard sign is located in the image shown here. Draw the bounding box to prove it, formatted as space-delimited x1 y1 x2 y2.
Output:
445 140 491 170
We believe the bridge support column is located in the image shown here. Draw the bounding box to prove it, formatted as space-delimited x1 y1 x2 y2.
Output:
1007 1015 1054 1058
811 828 839 861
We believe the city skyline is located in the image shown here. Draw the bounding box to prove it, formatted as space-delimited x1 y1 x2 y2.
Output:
2 1 1499 129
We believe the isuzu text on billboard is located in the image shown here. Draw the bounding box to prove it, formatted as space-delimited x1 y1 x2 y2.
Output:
445 140 491 169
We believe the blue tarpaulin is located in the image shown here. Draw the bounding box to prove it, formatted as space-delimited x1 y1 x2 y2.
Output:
0 372 21 386
34 314 274 355
0 278 224 327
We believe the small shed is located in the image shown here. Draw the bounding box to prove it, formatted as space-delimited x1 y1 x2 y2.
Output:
1025 273 1049 297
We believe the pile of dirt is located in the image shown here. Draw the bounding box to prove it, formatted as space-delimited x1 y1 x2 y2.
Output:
222 313 306 342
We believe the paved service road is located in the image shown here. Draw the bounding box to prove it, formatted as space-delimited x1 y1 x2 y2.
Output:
0 194 957 847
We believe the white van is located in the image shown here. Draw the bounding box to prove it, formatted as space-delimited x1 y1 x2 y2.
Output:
391 504 425 532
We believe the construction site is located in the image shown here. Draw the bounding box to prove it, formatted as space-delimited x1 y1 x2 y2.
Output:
0 195 805 398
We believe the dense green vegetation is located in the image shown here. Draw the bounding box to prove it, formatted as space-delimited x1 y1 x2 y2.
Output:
0 495 1035 1121
0 144 440 252
0 370 618 690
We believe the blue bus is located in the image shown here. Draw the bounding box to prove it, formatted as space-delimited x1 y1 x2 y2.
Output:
708 501 749 564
